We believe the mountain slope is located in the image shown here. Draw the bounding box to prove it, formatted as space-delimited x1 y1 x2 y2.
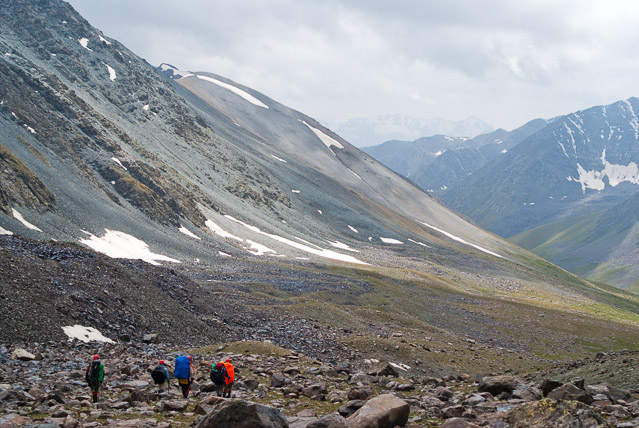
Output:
363 119 548 193
2 0 639 372
440 98 639 287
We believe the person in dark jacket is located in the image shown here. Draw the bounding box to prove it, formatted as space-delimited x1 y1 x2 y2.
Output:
85 355 105 403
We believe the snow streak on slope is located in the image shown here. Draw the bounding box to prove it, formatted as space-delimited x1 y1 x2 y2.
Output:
421 221 503 258
195 75 269 109
12 208 42 232
302 121 344 154
224 215 367 265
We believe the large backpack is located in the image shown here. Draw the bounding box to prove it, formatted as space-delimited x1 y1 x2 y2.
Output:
151 365 166 384
87 361 101 384
174 356 190 379
210 364 227 385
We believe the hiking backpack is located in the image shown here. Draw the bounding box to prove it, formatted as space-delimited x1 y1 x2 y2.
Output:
210 364 227 385
174 356 190 379
151 365 166 384
87 361 101 384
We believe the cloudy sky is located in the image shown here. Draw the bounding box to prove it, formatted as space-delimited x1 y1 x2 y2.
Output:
66 0 639 132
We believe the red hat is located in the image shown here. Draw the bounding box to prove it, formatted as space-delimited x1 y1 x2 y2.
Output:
226 358 231 362
187 356 191 360
159 360 164 365
93 355 99 360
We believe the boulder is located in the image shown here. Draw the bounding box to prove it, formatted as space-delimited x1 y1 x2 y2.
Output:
11 348 36 361
159 400 189 412
347 394 410 428
442 405 465 419
504 399 605 427
540 379 563 397
306 413 349 428
348 388 372 400
477 376 519 396
271 373 286 388
142 334 158 344
547 383 594 405
195 400 289 428
441 418 482 428
338 400 366 418
586 383 632 404
302 383 327 399
369 361 398 377
244 378 260 391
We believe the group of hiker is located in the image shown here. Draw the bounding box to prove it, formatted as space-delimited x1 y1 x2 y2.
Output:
85 354 235 402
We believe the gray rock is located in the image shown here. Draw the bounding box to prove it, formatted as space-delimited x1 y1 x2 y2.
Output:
347 394 409 428
478 375 519 396
547 384 594 405
11 348 36 361
368 361 398 377
306 413 349 428
195 400 288 428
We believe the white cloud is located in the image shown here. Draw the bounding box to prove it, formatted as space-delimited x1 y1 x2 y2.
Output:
67 0 639 132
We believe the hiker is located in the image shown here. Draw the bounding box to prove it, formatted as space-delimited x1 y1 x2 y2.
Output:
85 354 104 403
151 360 170 393
210 361 228 397
223 358 235 398
174 355 194 398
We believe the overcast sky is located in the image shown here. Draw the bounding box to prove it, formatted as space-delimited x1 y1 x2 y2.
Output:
66 0 639 131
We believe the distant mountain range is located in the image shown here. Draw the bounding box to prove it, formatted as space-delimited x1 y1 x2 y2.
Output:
365 98 639 290
331 114 494 148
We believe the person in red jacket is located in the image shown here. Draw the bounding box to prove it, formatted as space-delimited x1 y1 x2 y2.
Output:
223 358 235 398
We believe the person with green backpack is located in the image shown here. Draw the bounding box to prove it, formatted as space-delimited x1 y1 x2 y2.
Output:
85 355 104 403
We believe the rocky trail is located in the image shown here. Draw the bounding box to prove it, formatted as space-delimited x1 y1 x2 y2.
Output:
1 341 639 428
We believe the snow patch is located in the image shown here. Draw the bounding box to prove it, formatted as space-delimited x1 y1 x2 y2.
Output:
196 75 268 109
421 221 503 258
78 38 92 51
329 241 359 253
225 215 367 264
390 362 411 371
143 104 150 111
79 229 180 265
62 325 114 343
317 210 323 215
271 154 287 163
380 237 403 245
24 125 36 134
501 149 507 154
246 240 277 256
111 157 127 170
12 208 42 232
348 168 362 179
179 225 201 240
205 219 243 242
348 225 359 233
569 148 639 192
434 150 445 157
104 63 116 81
408 238 430 248
302 121 344 154
292 189 301 193
98 34 111 45
219 251 231 257
0 226 13 235
160 64 193 79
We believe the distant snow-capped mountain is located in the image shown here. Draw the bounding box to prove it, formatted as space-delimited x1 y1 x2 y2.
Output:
332 114 494 148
